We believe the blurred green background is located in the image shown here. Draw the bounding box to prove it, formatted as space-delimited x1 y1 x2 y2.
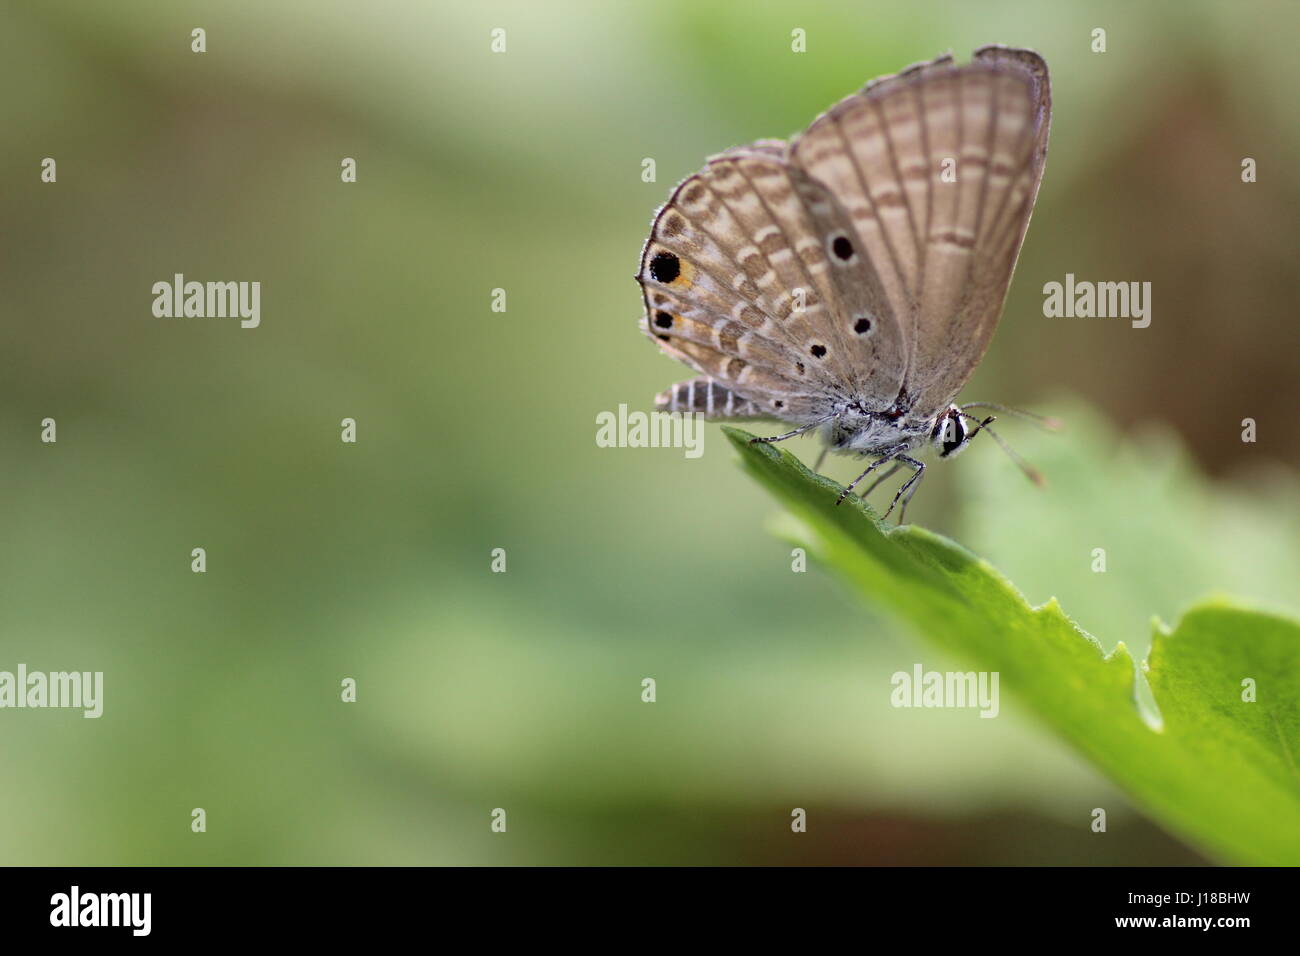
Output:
2 0 1297 865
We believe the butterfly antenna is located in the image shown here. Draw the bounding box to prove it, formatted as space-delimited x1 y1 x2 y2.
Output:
959 413 1046 488
959 402 1062 432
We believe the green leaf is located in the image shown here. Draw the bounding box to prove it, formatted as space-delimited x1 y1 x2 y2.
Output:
724 425 1300 865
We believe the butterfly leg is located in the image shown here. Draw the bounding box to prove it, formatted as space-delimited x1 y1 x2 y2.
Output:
882 456 926 524
858 461 902 500
836 444 909 505
749 411 839 446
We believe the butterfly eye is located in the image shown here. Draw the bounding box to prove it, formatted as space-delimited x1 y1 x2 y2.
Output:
934 415 969 457
829 234 855 262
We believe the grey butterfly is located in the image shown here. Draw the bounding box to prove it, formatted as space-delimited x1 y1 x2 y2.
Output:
637 45 1052 521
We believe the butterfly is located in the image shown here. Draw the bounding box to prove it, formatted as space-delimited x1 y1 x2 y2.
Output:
637 45 1052 522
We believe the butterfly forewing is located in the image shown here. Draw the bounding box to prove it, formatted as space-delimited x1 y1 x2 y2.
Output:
789 47 1050 416
907 47 1050 413
789 75 935 334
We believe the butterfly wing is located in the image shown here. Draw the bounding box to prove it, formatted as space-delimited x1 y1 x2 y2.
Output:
790 46 1050 416
638 146 907 422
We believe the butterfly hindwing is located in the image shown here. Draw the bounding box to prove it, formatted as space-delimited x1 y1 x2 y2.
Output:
638 147 907 421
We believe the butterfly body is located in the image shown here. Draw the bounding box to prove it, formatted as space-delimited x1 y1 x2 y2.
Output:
637 46 1051 519
825 404 930 455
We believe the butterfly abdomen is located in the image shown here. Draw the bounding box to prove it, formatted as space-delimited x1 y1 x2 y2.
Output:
655 377 766 420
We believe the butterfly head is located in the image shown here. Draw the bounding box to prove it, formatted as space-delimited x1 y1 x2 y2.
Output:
930 405 971 459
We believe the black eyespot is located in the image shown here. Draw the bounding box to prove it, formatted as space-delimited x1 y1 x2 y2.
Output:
654 311 673 329
795 362 805 375
649 251 681 283
854 317 872 334
655 333 670 342
810 344 827 359
832 236 854 260
773 400 784 409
